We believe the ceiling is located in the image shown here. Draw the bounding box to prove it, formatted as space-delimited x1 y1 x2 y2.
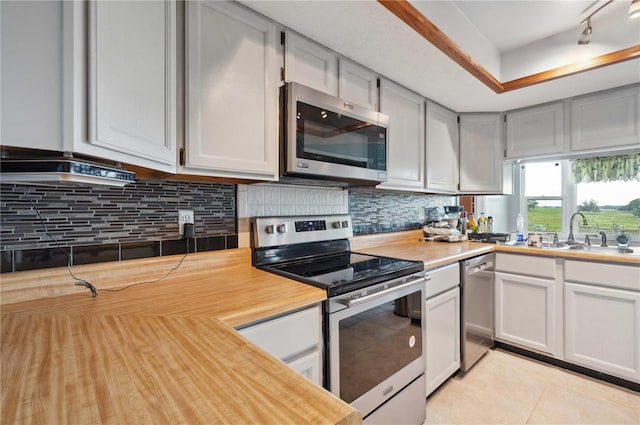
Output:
240 0 640 112
451 0 627 53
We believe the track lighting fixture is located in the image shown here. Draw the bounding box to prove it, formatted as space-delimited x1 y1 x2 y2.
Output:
630 0 640 19
578 18 593 45
576 0 613 45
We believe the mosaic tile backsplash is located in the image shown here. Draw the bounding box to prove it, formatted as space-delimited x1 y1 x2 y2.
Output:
237 183 455 236
349 190 455 235
2 178 455 272
0 180 236 272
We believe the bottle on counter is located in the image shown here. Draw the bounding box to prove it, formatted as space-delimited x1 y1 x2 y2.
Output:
461 211 468 235
487 216 494 233
478 213 487 233
468 213 478 233
516 213 525 242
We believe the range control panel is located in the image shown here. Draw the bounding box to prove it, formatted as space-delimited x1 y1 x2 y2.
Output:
252 215 353 248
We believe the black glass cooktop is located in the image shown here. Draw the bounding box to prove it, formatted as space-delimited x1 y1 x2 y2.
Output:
261 252 424 297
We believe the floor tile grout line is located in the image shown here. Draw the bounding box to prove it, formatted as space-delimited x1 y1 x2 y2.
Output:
523 379 551 425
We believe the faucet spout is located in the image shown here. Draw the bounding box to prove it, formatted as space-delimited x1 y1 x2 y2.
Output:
568 212 588 243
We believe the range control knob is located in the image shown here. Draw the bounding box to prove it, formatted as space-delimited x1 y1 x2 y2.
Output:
332 221 342 229
276 223 287 234
341 220 349 228
265 224 275 234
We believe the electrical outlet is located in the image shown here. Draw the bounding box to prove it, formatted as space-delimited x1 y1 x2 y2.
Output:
178 209 195 236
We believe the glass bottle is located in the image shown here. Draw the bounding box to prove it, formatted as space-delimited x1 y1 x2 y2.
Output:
516 213 525 242
478 213 487 233
487 216 494 233
468 213 478 233
461 211 468 235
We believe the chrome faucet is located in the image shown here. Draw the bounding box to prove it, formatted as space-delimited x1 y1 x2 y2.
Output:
567 212 588 243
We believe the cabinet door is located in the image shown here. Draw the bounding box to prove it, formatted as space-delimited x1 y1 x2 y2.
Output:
426 287 460 396
185 0 278 180
571 86 640 153
506 102 564 159
285 31 338 96
87 0 176 170
425 101 459 193
565 282 640 383
1 1 64 151
459 114 504 193
338 58 377 110
495 271 556 355
377 79 425 191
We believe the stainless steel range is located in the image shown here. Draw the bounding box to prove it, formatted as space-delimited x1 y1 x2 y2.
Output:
252 215 426 424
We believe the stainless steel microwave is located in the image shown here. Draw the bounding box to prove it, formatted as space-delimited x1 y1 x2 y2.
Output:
281 82 389 185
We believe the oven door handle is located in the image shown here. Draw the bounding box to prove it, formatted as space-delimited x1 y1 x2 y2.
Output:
338 275 427 308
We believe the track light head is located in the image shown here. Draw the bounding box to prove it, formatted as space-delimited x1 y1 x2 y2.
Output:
577 18 592 45
630 0 640 19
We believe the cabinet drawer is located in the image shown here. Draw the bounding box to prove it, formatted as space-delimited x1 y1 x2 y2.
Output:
565 260 640 291
425 262 460 298
287 350 321 386
496 253 556 279
238 306 321 360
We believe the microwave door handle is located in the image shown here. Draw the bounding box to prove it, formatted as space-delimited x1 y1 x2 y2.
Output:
338 275 428 308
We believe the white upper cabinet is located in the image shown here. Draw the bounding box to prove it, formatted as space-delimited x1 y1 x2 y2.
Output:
1 1 177 173
378 79 425 191
338 58 377 110
284 31 338 96
459 114 504 193
84 0 177 171
425 101 459 193
570 85 640 154
1 1 64 151
506 102 565 160
183 0 279 181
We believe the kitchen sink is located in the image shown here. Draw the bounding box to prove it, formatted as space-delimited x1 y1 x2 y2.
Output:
565 245 634 254
543 244 635 254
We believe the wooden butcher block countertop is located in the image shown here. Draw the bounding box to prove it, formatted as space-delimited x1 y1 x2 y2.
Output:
351 230 640 266
1 249 360 425
351 230 494 269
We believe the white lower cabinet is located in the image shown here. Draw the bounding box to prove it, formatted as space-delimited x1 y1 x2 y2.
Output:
564 282 640 383
237 305 322 386
426 287 460 396
564 260 640 383
494 254 558 356
425 263 460 396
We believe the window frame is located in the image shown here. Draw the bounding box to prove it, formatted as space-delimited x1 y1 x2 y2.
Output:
520 160 570 236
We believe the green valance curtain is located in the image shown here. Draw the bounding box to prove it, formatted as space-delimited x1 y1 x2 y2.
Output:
571 153 640 183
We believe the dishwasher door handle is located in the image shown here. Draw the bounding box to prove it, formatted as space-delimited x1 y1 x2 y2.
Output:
467 262 493 275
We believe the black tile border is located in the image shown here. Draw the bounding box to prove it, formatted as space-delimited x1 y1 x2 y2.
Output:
1 233 239 274
1 250 13 273
14 248 69 272
121 241 161 261
73 244 119 265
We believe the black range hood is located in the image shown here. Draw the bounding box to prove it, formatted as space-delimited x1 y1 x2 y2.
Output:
0 157 136 187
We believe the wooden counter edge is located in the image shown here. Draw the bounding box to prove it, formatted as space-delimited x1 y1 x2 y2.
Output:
494 244 640 264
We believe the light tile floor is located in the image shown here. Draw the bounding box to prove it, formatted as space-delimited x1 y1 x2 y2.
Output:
425 349 640 424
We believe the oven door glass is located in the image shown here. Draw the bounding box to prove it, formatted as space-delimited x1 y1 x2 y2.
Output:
337 289 423 403
296 101 386 171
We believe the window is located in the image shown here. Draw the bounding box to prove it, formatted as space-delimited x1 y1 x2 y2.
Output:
523 162 564 233
520 160 640 240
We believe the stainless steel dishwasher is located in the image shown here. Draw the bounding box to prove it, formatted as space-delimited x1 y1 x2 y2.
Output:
461 253 495 372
